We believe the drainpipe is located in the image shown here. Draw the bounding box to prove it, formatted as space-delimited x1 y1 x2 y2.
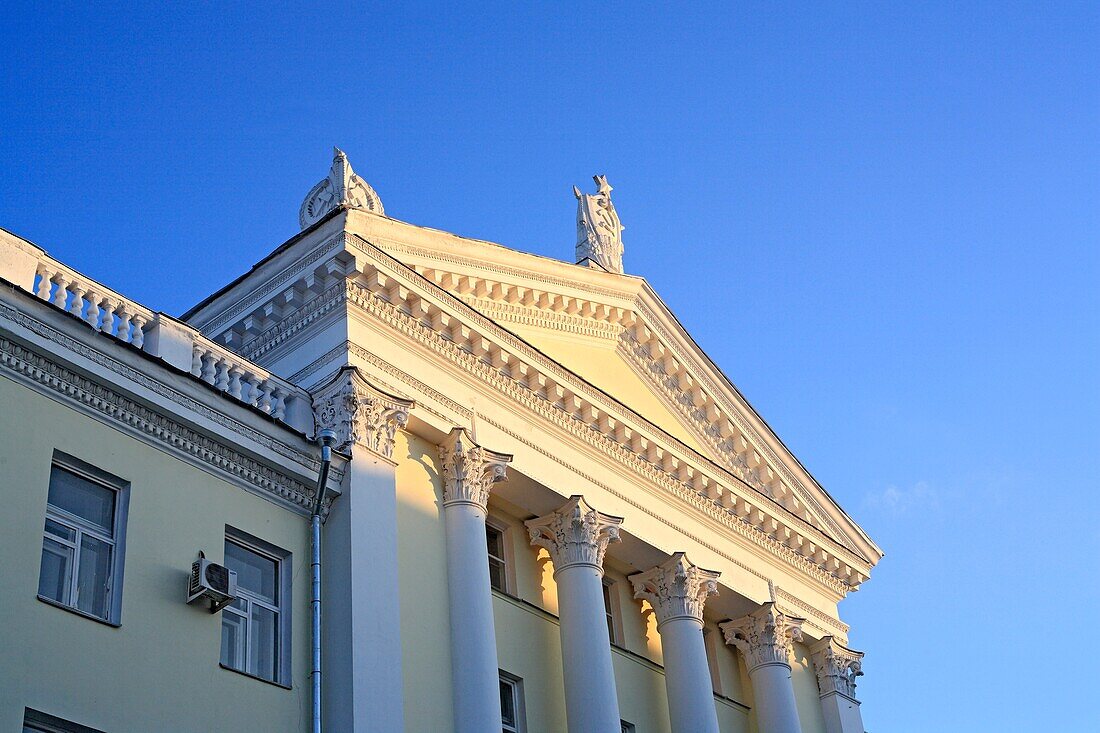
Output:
311 429 336 733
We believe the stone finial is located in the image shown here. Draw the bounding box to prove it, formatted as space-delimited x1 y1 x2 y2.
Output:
311 366 414 458
719 602 805 673
630 552 720 627
811 637 864 699
525 495 624 574
437 426 512 511
573 174 625 274
299 147 385 229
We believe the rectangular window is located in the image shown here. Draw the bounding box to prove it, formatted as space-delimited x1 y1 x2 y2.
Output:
220 529 291 685
37 456 128 624
486 523 507 593
499 671 525 733
23 708 105 733
603 579 617 644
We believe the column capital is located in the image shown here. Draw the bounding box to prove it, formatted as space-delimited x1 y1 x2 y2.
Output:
720 602 805 673
630 552 720 627
810 637 864 699
312 366 415 459
438 427 512 510
525 495 623 573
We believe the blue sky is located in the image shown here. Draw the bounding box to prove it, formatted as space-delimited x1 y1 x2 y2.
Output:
3 2 1098 730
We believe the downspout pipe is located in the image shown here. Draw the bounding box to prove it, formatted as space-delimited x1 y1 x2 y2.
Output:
311 429 336 733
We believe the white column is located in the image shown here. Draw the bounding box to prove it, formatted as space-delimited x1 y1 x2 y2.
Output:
438 427 512 733
630 553 721 733
811 637 866 733
526 496 624 733
720 603 805 733
313 367 414 733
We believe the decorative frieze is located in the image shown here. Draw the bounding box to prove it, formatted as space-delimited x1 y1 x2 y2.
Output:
720 603 805 672
630 553 720 626
312 366 414 458
526 495 623 573
437 426 511 510
811 637 864 699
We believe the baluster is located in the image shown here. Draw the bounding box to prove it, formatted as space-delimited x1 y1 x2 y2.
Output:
51 274 70 309
258 381 274 414
191 345 205 377
199 352 217 384
68 282 86 318
35 266 53 300
214 359 230 391
83 291 102 329
245 373 263 407
271 388 287 420
99 298 118 336
116 306 133 343
227 366 244 399
130 313 147 349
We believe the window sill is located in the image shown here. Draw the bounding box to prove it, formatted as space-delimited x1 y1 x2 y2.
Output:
37 595 120 627
219 663 292 690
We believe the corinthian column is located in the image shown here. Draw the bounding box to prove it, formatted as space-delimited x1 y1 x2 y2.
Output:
720 603 805 733
630 553 721 733
526 496 624 733
437 427 512 733
811 637 865 733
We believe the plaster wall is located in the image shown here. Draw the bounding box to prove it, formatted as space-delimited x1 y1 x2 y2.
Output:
0 376 312 733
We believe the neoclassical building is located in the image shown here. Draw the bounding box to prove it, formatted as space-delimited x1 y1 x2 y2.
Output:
0 149 881 733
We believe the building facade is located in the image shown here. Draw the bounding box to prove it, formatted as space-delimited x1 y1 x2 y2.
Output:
0 150 881 733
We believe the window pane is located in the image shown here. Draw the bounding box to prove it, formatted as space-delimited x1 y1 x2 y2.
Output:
250 604 278 681
225 541 277 603
76 535 112 618
488 557 506 592
486 525 504 558
44 518 76 543
48 467 114 532
39 537 73 603
221 610 247 671
499 679 516 726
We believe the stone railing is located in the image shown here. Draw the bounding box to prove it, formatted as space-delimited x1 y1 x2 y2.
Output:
0 231 313 434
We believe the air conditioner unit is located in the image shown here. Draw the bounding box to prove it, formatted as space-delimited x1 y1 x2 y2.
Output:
187 553 238 613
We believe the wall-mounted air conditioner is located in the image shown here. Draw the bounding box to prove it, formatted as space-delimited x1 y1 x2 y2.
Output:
187 552 238 613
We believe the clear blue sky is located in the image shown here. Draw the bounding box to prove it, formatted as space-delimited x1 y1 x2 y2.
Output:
3 3 1098 731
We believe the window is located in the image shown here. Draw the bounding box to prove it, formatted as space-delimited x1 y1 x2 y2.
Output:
486 523 507 592
220 530 291 685
37 456 128 624
23 708 105 733
499 671 525 733
620 722 636 733
602 579 618 644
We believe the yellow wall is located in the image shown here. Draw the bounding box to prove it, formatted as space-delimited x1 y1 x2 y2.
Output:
0 377 313 733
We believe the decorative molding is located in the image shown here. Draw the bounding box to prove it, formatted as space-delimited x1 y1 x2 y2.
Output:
311 366 414 458
0 335 319 515
810 637 864 699
238 283 347 362
573 175 625 273
720 603 805 673
630 552 720 627
437 426 511 510
526 495 623 574
299 148 384 229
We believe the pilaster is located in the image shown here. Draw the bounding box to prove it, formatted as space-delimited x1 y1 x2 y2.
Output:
311 365 413 458
811 637 866 733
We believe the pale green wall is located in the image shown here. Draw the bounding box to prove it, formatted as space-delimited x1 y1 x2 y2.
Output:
0 377 313 733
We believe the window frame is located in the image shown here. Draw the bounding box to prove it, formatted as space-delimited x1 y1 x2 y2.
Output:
23 708 106 733
620 721 637 733
220 526 292 687
602 577 621 645
498 670 526 733
485 515 513 594
37 452 129 626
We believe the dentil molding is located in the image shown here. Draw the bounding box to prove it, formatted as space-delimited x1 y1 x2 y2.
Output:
630 552 720 627
311 365 414 459
720 602 806 673
526 495 624 574
437 426 511 510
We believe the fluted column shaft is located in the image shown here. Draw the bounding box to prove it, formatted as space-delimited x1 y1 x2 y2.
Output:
439 428 512 733
631 553 721 733
527 496 624 733
721 603 805 733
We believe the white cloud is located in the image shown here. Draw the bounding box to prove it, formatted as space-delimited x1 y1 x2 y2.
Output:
863 481 939 515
